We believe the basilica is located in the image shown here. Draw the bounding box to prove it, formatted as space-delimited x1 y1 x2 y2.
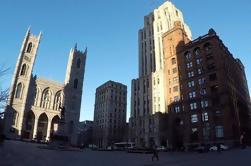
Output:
4 28 87 145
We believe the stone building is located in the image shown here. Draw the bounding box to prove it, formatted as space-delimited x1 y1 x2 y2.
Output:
93 81 127 148
162 22 251 148
3 28 87 145
129 1 191 147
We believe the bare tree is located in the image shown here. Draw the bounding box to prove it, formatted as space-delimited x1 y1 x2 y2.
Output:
0 65 9 110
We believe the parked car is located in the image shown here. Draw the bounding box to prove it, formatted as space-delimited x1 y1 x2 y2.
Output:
209 144 229 151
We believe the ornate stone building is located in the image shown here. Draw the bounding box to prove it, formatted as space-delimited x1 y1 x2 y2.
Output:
129 1 191 147
4 28 87 145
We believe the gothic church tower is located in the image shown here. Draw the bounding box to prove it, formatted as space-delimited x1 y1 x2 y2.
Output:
64 45 87 144
4 28 41 137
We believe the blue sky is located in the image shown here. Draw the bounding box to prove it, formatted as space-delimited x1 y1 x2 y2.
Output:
0 0 250 121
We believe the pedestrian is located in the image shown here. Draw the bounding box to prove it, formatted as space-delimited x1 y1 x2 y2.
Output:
240 132 246 149
152 146 159 161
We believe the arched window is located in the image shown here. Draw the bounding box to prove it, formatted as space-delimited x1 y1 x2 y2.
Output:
77 58 81 68
171 58 176 65
185 51 192 60
204 43 212 52
53 91 62 111
41 88 51 109
194 47 200 56
15 83 23 98
20 64 27 76
27 42 33 53
34 87 40 106
74 79 78 89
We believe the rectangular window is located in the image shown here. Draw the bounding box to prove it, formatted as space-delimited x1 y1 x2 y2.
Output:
198 78 205 85
198 68 202 75
188 81 195 88
196 58 202 65
175 106 180 113
191 114 198 123
215 126 224 138
201 100 209 108
200 88 207 95
202 112 209 121
174 96 180 102
172 67 177 74
173 77 179 84
186 62 193 68
189 91 196 99
173 86 179 92
190 102 197 110
188 71 194 78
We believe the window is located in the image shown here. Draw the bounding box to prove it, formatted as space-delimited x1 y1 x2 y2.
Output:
20 64 27 76
209 73 217 81
174 96 180 102
198 78 205 85
77 58 81 68
194 48 200 56
26 42 32 53
188 81 195 88
41 88 51 109
74 79 78 89
54 91 62 111
200 88 207 95
172 67 177 74
201 100 209 108
185 51 192 60
215 126 224 138
187 62 193 68
188 71 194 78
196 58 202 65
197 68 202 75
189 91 196 99
173 77 179 84
191 114 198 123
204 43 212 52
190 102 197 110
202 112 209 121
15 83 23 98
171 58 176 65
175 106 180 113
173 86 179 92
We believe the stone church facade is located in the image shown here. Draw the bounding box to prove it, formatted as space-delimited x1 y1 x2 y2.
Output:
4 28 87 145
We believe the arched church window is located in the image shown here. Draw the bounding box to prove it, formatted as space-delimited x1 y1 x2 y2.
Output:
27 42 33 53
34 87 40 106
53 91 62 111
74 79 78 89
20 64 27 76
15 83 23 98
77 58 81 68
41 88 51 109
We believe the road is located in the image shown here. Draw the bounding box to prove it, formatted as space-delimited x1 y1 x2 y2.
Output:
1 140 251 166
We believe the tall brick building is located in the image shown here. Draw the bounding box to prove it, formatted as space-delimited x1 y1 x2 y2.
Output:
163 22 251 148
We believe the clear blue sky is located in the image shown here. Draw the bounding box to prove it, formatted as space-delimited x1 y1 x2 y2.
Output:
0 0 250 122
